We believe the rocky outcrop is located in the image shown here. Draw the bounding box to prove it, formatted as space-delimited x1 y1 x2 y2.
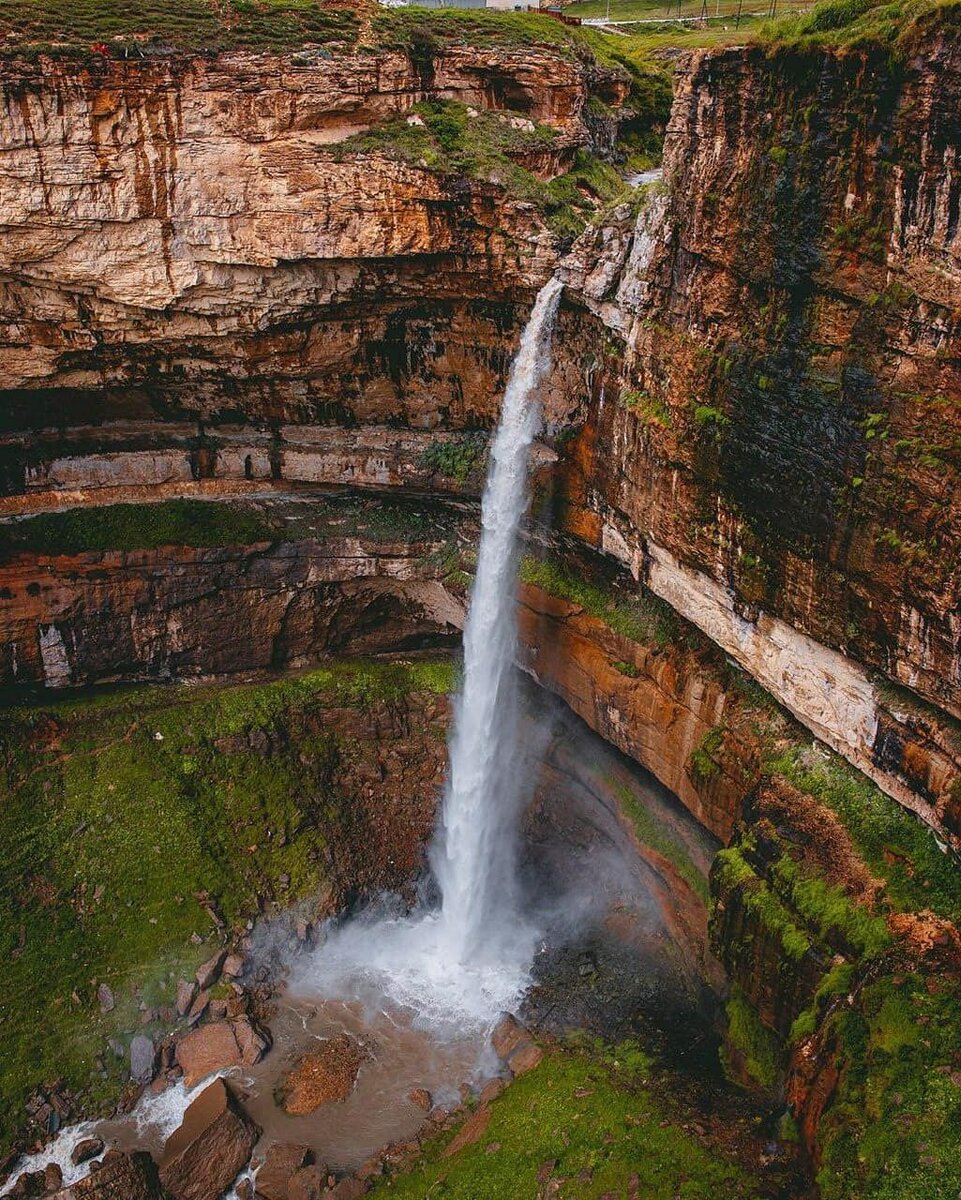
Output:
0 43 622 434
557 19 961 841
159 1078 259 1200
0 495 471 688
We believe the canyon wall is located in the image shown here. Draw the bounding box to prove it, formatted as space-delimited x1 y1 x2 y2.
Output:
559 12 961 844
1 19 959 841
0 42 620 445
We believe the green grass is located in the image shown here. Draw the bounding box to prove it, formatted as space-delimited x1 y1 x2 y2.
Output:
0 658 454 1152
713 848 813 961
724 988 782 1089
620 388 673 429
816 971 961 1200
614 782 709 901
418 433 489 486
339 100 628 238
520 555 679 647
770 857 891 959
0 0 358 58
690 725 725 780
368 1041 762 1200
0 494 465 560
768 746 961 925
0 499 275 558
758 0 957 49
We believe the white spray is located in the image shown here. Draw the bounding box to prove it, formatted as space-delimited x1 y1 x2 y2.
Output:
291 277 564 1028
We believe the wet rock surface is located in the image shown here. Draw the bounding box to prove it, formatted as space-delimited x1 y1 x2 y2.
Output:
278 1037 367 1116
159 1079 260 1200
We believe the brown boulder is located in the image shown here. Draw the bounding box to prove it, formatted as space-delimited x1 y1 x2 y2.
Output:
51 1150 165 1199
287 1166 327 1200
278 1036 365 1116
234 1017 271 1067
490 1014 528 1060
442 1107 492 1159
175 1022 242 1088
508 1042 543 1076
490 1014 542 1077
408 1089 432 1111
159 1078 259 1200
175 980 198 1018
70 1138 105 1167
254 1143 309 1200
196 951 227 991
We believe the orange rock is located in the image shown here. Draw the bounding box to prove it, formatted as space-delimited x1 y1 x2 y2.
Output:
278 1035 366 1115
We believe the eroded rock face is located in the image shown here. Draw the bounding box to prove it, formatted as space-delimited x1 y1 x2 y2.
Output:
561 26 961 722
0 500 470 689
0 44 618 428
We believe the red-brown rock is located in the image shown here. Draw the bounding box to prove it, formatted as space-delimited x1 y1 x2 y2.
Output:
254 1142 310 1200
278 1036 365 1116
175 1022 243 1088
159 1078 259 1200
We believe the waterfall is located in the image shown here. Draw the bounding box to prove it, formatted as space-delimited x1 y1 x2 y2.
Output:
431 276 564 963
291 277 564 1028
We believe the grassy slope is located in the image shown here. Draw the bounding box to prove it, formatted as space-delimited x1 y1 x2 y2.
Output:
0 658 453 1153
369 1041 762 1200
0 0 359 56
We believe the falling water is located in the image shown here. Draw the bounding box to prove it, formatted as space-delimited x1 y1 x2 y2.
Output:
290 276 564 1028
430 275 564 963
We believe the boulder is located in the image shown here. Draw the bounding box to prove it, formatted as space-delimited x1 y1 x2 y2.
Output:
254 1143 309 1200
233 1017 270 1067
7 1170 45 1198
222 954 244 979
490 1014 528 1061
408 1089 431 1111
490 1015 542 1077
70 1138 104 1167
196 951 227 991
442 1107 492 1159
50 1150 165 1199
159 1078 259 1200
175 1022 242 1088
478 1078 506 1105
287 1166 327 1200
508 1042 543 1076
175 980 197 1018
96 985 114 1015
186 991 210 1025
130 1035 155 1083
278 1036 365 1116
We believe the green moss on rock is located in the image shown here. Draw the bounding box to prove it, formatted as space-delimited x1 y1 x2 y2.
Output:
0 657 454 1152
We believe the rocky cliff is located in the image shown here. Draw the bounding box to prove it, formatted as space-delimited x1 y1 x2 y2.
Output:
1 14 960 1196
560 11 961 844
0 38 626 444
